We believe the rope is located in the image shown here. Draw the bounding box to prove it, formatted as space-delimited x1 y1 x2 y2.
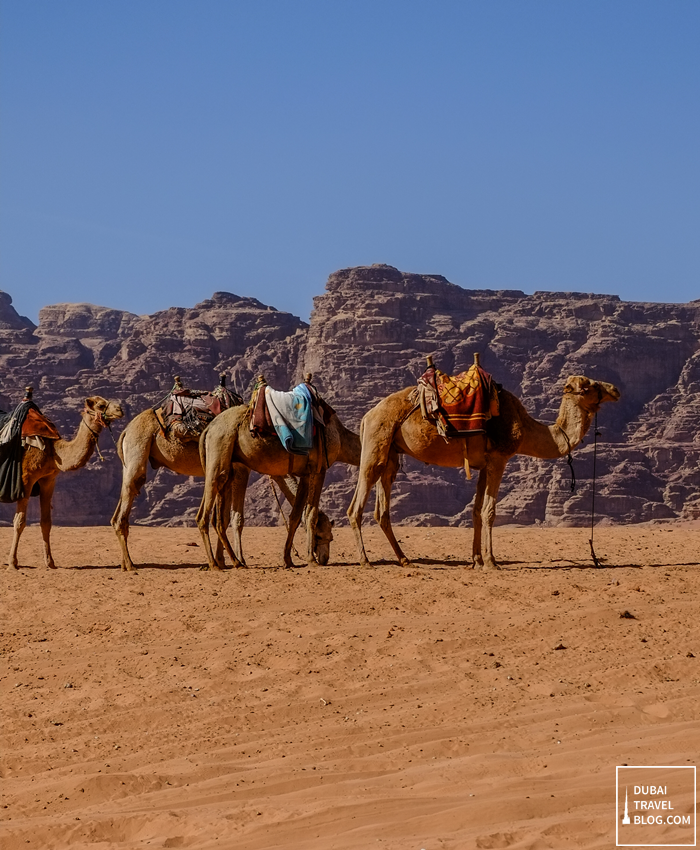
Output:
267 477 301 559
105 420 125 467
588 412 602 568
82 411 105 462
558 426 576 492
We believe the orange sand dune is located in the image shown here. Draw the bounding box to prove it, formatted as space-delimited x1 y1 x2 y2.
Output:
2 524 699 849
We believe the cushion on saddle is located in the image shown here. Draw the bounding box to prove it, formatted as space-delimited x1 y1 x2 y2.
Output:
249 379 334 455
154 382 242 437
417 363 499 437
265 384 314 455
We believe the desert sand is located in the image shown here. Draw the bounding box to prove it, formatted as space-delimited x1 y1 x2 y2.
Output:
2 522 699 849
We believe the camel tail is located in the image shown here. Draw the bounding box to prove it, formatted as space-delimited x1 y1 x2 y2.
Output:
199 426 208 471
116 430 126 464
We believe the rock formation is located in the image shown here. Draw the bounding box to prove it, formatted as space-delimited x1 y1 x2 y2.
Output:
2 265 699 530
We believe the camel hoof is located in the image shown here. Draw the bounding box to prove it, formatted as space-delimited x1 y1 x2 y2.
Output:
482 561 500 571
400 557 412 568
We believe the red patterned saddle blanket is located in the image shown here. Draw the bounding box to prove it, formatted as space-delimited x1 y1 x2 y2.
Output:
417 362 499 437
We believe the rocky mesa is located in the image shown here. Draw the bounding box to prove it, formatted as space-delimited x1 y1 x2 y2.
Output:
1 265 699 533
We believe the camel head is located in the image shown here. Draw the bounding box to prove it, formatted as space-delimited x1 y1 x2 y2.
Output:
314 515 334 566
82 396 125 430
563 376 621 412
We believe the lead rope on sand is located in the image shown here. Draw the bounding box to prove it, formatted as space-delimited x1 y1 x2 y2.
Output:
589 412 602 568
267 477 301 560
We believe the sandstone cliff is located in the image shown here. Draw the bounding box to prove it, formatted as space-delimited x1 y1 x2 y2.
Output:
1 265 699 533
0 291 307 528
302 265 700 528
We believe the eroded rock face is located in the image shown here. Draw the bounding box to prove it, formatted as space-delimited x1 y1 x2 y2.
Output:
0 290 307 529
1 269 699 537
302 265 700 529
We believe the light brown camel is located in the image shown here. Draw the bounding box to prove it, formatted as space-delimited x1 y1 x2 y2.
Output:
347 375 620 570
7 395 125 569
111 407 336 572
196 405 361 569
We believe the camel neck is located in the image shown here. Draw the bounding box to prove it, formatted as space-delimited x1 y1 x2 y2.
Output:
518 395 594 460
54 417 102 472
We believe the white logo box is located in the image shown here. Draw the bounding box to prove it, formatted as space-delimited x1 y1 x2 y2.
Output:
616 765 696 847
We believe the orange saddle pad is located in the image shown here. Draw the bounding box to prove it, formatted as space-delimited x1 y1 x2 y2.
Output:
21 407 60 440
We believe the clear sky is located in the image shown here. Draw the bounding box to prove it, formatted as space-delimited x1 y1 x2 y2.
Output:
1 1 698 323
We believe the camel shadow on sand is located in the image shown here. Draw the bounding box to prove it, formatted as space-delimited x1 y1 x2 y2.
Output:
70 561 210 571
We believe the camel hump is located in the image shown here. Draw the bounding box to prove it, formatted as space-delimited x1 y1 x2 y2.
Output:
362 388 417 433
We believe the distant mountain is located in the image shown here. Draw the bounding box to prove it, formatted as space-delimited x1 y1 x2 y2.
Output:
2 265 699 533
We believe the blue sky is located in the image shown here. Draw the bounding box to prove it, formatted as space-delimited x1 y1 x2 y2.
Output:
1 1 698 322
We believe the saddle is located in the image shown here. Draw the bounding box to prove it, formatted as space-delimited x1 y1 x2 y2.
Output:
154 374 243 441
249 373 335 463
412 355 499 480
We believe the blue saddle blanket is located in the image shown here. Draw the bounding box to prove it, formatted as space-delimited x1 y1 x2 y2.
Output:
265 383 314 455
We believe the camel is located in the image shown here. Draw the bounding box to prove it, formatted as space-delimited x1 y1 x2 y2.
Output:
196 404 361 569
6 395 125 569
110 407 336 572
347 374 620 570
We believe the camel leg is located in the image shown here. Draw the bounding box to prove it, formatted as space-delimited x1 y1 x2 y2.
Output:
227 463 249 567
8 495 30 569
273 474 298 503
479 458 507 571
196 428 239 571
111 429 150 573
196 472 228 571
304 469 326 566
211 466 247 568
272 474 332 562
283 474 309 568
347 467 378 567
373 448 410 567
471 467 488 568
38 476 58 569
211 498 224 568
347 422 394 568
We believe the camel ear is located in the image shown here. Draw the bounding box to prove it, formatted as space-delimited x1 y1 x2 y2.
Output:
84 397 96 410
330 520 335 527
